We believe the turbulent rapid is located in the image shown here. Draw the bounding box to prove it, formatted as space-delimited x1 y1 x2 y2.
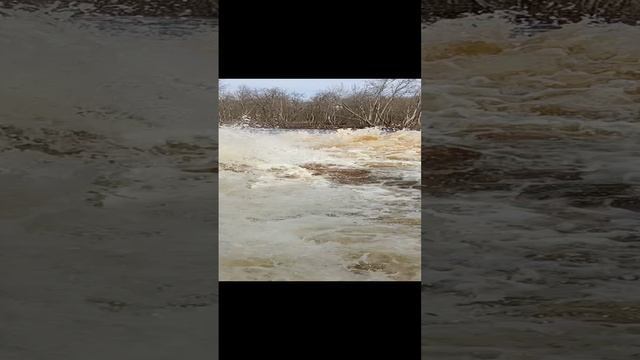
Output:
423 13 640 127
422 12 640 359
219 126 421 281
1 6 218 358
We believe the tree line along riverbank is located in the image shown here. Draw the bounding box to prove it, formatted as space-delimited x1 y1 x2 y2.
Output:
219 80 421 130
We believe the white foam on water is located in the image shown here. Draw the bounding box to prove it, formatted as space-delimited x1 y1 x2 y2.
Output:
423 12 640 183
423 12 640 130
422 16 640 354
219 126 421 281
0 8 218 146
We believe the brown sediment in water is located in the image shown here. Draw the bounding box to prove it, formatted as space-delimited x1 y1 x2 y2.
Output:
610 197 640 212
301 163 375 185
534 301 640 324
1 125 104 156
1 125 217 167
423 40 504 61
525 249 601 264
306 233 376 245
181 166 218 173
517 183 640 210
466 123 621 133
530 105 614 119
380 179 421 189
423 168 514 194
422 146 505 194
219 163 250 173
13 143 83 156
222 257 279 269
151 141 216 156
301 163 420 189
422 145 584 195
346 252 419 281
475 131 566 141
455 297 640 324
463 124 621 141
374 216 421 226
366 161 409 169
422 145 483 170
351 134 381 142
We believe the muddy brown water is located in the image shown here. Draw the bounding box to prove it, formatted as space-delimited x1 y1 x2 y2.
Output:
219 127 421 281
422 12 640 359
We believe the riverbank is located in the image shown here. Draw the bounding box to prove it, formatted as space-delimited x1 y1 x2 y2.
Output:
422 0 640 24
1 0 218 17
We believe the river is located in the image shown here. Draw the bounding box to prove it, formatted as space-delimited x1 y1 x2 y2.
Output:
1 7 219 358
422 11 640 359
219 126 421 281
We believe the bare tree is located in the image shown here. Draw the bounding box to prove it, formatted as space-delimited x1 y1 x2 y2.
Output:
340 79 420 128
308 89 343 128
218 80 421 130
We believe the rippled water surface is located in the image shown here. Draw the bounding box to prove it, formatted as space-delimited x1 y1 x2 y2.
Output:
422 12 640 359
1 7 218 358
219 127 421 281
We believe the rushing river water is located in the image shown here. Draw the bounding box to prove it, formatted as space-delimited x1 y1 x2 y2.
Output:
422 12 640 359
219 126 421 281
2 7 218 359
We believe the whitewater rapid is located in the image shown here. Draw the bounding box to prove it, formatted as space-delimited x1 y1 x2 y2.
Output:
423 13 640 128
0 8 217 146
1 7 219 359
421 12 640 359
219 127 421 281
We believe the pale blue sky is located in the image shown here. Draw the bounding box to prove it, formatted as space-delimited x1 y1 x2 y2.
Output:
220 79 380 99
